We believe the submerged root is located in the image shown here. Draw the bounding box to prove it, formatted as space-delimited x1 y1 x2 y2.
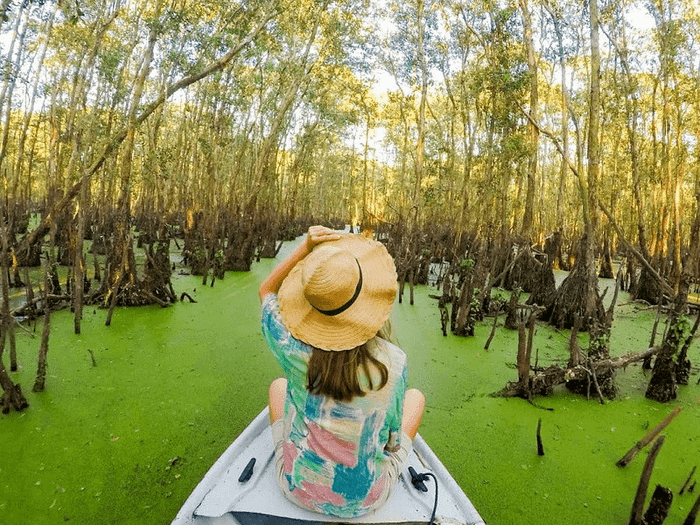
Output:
495 347 659 401
0 381 29 414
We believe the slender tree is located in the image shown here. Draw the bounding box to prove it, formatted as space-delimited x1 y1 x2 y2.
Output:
518 0 539 238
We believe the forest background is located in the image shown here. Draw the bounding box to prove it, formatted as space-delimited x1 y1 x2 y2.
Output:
0 0 699 303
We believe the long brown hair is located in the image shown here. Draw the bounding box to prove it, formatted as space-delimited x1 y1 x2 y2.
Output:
307 340 389 402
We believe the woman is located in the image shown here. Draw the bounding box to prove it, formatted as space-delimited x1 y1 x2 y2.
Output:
259 225 425 518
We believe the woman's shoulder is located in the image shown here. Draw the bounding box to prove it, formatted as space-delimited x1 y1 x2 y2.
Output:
373 337 406 364
261 294 283 330
261 292 279 310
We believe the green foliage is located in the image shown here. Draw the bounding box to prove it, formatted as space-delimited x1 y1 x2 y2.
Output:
589 330 610 354
459 257 474 272
470 287 481 311
500 132 528 160
668 314 690 349
422 185 438 205
491 289 507 303
488 290 507 313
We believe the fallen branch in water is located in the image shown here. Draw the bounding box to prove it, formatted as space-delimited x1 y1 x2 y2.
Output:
685 490 700 525
616 407 682 468
495 346 661 400
681 466 697 495
11 294 71 318
629 436 665 525
180 292 197 303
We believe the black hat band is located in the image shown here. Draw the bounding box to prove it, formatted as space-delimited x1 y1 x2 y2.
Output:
312 259 363 316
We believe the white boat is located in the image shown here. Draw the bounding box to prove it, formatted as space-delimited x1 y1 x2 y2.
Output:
172 407 485 525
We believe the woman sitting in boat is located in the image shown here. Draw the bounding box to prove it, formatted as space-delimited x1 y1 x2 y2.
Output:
259 225 425 518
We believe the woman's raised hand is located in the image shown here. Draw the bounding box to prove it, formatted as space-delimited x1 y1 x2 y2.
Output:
306 225 341 252
259 226 341 300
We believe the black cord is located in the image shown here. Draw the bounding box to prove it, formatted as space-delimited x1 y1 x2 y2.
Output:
423 472 438 525
408 467 439 525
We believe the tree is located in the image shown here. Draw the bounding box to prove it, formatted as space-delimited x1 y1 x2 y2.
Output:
518 0 539 239
543 0 604 332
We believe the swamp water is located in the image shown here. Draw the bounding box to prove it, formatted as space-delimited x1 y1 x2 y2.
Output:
0 239 698 525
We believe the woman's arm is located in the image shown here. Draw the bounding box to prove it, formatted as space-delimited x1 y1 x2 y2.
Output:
258 225 341 302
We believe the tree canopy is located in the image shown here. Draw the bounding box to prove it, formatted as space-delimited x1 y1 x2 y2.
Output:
0 0 698 286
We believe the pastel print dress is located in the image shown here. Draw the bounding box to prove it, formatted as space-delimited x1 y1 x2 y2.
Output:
261 294 408 518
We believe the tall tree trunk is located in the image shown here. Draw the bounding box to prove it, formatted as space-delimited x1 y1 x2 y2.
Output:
0 224 17 371
11 2 58 198
544 0 603 331
519 0 538 239
688 179 700 279
103 1 162 313
73 176 88 334
545 1 570 255
615 13 650 262
670 120 682 288
246 0 327 209
362 98 371 224
33 232 55 393
645 279 688 402
414 0 428 229
586 0 601 251
0 3 29 175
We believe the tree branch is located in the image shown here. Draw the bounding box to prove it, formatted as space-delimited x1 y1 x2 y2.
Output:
516 101 580 180
597 201 674 296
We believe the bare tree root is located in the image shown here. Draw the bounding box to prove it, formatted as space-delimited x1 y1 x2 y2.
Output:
495 346 660 400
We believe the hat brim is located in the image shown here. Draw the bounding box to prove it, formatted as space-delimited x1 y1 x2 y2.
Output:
278 234 397 351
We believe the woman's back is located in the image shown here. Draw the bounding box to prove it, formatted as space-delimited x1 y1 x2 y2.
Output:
258 228 423 519
262 294 408 517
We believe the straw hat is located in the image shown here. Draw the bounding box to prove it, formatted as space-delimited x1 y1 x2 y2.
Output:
278 234 397 351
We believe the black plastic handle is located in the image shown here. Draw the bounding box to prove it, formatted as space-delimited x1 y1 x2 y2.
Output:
238 457 256 483
408 466 428 492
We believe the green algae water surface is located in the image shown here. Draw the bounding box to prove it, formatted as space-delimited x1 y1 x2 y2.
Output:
0 239 698 525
